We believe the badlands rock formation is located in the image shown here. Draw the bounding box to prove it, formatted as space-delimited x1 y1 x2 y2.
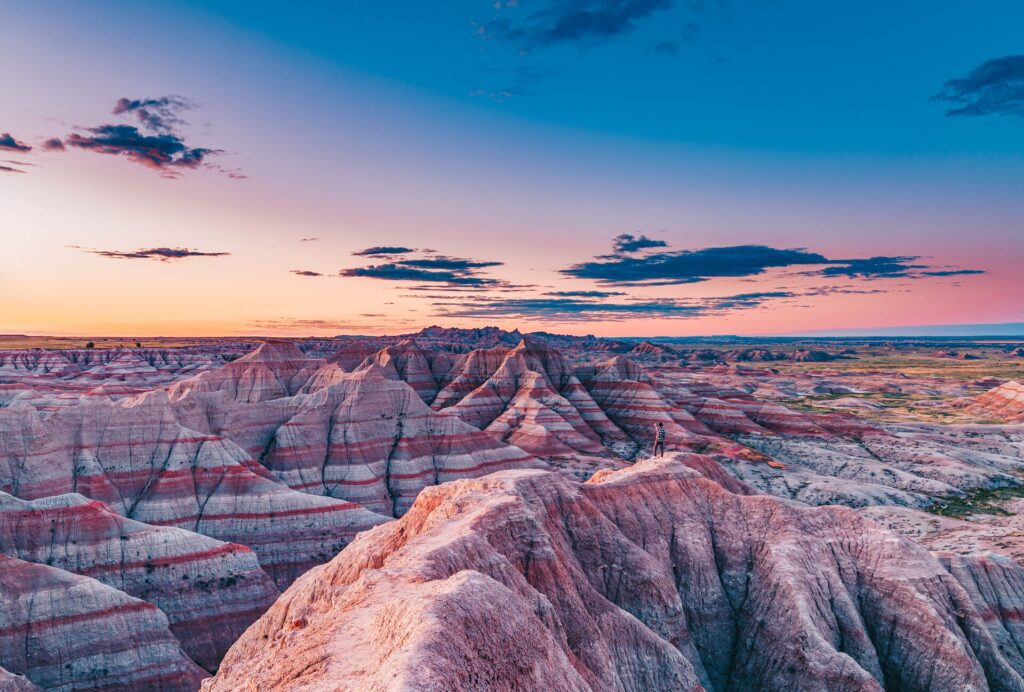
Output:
964 381 1024 422
5 332 1024 690
0 394 388 588
0 554 206 691
0 491 278 670
207 456 1024 691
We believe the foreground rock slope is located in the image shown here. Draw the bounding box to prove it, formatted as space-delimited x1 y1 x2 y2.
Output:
0 554 206 691
206 455 1024 691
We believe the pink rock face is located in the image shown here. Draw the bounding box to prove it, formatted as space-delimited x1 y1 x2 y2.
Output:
206 455 1024 691
0 394 389 588
0 666 38 691
0 554 207 691
433 340 629 457
352 338 453 403
168 341 321 404
964 381 1024 422
577 356 715 447
258 368 539 516
0 491 279 671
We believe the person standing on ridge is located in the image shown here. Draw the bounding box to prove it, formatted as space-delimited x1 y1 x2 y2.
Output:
653 421 666 457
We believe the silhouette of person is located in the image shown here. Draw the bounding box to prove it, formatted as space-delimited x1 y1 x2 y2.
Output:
654 421 665 457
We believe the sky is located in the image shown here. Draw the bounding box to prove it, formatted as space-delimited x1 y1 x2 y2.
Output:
2 0 1023 337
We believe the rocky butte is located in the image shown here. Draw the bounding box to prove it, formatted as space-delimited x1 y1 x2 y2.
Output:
1 330 1024 690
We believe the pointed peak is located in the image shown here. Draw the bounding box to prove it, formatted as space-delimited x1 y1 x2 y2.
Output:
241 341 308 363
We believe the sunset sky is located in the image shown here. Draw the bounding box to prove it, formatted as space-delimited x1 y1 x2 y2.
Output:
2 1 1023 337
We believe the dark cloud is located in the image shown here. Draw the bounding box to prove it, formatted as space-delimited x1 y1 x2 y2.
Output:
568 237 986 286
702 291 795 310
112 96 196 133
352 246 416 256
290 269 323 277
611 232 669 254
484 0 673 46
919 269 987 277
0 164 25 174
74 246 230 261
816 256 929 279
341 264 496 286
544 290 626 297
0 133 31 152
300 237 320 242
344 247 507 288
64 125 219 176
934 55 1024 118
42 96 235 178
432 289 792 322
396 256 503 271
564 243 830 286
435 296 702 321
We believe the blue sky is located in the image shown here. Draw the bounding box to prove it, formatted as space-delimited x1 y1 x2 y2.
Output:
2 1 1023 336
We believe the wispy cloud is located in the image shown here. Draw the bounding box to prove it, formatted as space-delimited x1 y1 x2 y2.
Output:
341 263 497 286
544 290 626 297
434 296 702 320
290 269 323 277
0 132 32 152
112 96 196 132
432 288 793 322
0 164 26 174
470 67 554 103
246 317 413 333
483 0 674 47
611 232 668 254
64 125 219 176
352 245 416 256
816 257 987 280
343 248 505 287
300 237 320 242
934 55 1024 118
73 246 230 261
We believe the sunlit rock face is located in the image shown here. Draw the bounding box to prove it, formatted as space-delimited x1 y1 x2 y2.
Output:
205 456 1024 691
0 554 207 691
963 381 1024 422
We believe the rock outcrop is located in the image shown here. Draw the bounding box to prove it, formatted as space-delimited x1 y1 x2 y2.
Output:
0 554 207 691
255 368 538 516
0 491 279 671
0 396 389 588
206 456 1024 691
964 381 1024 422
430 340 630 457
167 341 321 404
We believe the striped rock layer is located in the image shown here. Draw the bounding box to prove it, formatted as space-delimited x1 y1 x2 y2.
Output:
0 554 206 691
206 455 1024 691
430 339 630 457
0 491 279 671
0 395 389 589
964 381 1024 422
